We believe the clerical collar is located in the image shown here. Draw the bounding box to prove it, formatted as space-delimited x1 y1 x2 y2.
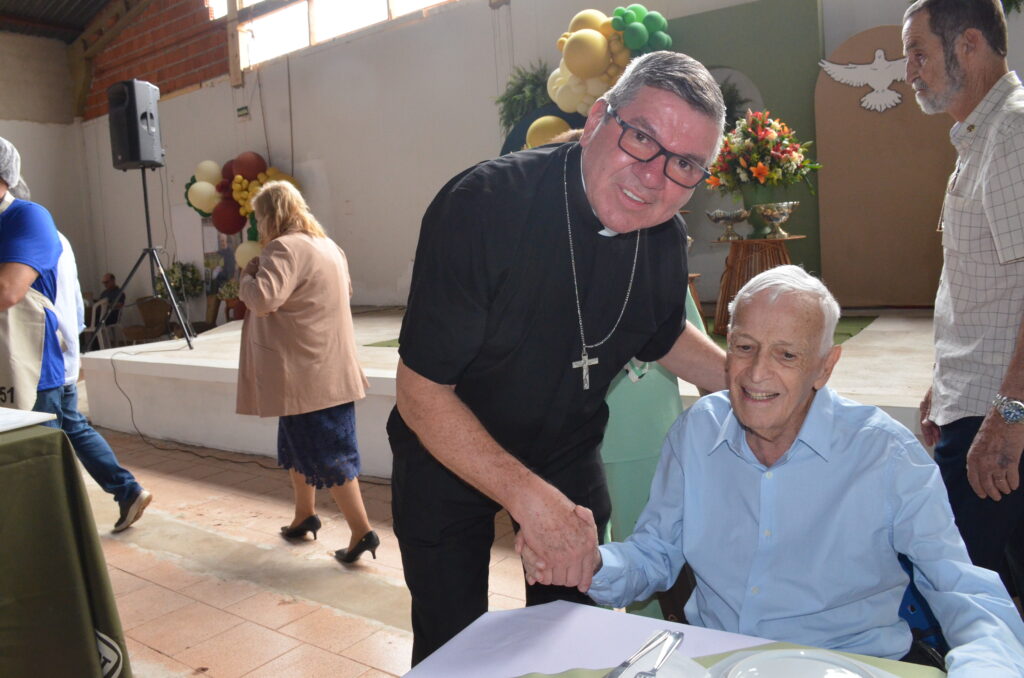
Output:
0 191 13 215
577 146 619 238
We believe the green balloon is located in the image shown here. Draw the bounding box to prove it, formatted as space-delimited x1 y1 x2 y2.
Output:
648 30 671 50
614 6 626 17
642 10 667 33
611 15 625 31
623 22 649 50
627 3 648 20
622 9 636 23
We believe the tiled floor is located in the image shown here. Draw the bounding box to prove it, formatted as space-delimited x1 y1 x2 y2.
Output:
86 427 525 678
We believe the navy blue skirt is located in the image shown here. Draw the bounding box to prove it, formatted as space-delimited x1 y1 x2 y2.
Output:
277 401 361 488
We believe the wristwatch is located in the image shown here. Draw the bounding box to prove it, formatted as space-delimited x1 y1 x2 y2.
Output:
992 394 1024 424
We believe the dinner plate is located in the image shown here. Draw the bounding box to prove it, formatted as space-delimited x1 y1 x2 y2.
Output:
707 649 883 678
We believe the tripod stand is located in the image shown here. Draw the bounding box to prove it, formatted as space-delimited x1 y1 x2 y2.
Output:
88 169 193 351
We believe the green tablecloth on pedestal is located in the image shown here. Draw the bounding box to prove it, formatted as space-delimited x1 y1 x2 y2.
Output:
0 425 132 678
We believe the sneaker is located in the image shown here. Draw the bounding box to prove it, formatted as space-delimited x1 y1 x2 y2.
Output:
113 489 152 532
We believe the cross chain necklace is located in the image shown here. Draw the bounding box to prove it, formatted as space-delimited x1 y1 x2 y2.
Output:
564 151 641 390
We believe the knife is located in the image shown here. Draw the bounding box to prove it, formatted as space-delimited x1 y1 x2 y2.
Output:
602 629 671 678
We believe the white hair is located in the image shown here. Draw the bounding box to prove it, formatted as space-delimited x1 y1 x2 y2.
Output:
727 265 840 355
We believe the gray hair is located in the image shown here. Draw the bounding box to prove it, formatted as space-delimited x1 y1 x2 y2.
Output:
604 51 726 137
0 137 21 191
905 0 1008 63
727 265 840 356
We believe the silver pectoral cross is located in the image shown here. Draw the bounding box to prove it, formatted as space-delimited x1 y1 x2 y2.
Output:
572 349 599 390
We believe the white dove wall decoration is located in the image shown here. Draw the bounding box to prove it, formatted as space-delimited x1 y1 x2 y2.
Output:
819 48 908 112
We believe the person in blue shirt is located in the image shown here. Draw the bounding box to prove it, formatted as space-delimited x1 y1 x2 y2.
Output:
0 138 151 531
522 265 1024 675
0 139 63 401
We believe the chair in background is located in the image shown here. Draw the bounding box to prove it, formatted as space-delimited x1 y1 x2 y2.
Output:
121 296 171 345
81 298 114 351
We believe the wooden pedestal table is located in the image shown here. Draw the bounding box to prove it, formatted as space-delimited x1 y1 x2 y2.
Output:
713 236 805 336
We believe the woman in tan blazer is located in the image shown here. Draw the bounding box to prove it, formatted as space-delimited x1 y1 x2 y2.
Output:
237 180 378 563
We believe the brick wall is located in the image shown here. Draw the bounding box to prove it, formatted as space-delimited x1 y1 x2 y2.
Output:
84 0 228 120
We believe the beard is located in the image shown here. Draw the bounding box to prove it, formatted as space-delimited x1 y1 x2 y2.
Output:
914 58 965 115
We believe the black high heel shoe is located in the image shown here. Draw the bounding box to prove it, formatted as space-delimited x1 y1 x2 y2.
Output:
280 514 322 540
334 530 380 564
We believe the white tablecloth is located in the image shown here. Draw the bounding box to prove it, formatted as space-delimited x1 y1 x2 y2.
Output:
405 601 767 678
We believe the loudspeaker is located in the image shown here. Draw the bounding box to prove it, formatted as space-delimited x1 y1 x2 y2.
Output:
108 80 164 170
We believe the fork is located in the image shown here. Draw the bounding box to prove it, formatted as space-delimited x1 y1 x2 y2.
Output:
635 630 684 678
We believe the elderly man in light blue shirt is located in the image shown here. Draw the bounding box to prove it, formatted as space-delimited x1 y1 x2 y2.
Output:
523 265 1024 675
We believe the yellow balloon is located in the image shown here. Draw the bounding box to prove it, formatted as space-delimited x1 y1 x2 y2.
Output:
563 29 610 80
187 180 219 213
526 116 571 149
194 160 221 185
235 240 263 269
568 9 607 32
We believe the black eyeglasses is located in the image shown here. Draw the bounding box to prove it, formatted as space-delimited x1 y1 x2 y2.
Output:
607 108 711 189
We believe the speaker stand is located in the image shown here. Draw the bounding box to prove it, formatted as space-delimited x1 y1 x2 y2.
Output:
88 169 194 351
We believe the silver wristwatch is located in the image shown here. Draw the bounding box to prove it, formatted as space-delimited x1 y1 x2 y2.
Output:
992 394 1024 424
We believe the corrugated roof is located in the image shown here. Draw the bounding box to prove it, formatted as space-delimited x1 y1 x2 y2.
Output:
0 0 109 43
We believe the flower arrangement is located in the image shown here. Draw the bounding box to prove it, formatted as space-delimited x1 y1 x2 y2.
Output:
216 277 239 301
155 261 205 301
705 110 821 195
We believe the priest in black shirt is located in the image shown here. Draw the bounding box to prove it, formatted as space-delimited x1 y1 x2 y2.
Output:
389 51 728 664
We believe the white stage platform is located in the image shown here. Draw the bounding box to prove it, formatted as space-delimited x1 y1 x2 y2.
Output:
80 317 402 479
80 310 934 480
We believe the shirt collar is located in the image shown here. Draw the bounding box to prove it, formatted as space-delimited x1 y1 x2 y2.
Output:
951 71 1022 153
710 386 838 464
575 142 620 238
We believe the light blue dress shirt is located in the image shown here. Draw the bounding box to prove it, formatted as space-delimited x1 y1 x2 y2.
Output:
589 387 1024 676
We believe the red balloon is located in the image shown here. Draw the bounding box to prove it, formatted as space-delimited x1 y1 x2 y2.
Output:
215 179 231 196
221 159 235 181
212 198 246 234
234 151 267 181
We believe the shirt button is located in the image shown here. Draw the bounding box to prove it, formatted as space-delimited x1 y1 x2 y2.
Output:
764 471 773 479
751 586 760 594
764 529 771 537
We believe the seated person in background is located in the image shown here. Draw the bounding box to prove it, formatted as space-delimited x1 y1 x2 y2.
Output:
98 272 124 325
523 265 1024 675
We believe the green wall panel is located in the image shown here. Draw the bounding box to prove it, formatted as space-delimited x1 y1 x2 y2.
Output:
669 0 824 272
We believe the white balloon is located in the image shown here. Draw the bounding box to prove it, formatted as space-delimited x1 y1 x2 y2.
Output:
234 240 263 269
547 67 566 102
554 83 581 114
568 74 586 94
585 76 609 97
187 181 219 213
194 160 221 185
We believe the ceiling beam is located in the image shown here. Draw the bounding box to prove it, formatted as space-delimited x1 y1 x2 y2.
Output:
0 12 79 39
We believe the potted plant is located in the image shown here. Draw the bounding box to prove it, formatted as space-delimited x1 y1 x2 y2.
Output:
155 261 205 302
217 277 246 321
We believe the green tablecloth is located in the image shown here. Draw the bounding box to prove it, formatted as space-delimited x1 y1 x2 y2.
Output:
0 425 132 677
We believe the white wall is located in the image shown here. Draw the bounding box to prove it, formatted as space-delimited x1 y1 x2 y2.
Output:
77 0 754 309
10 0 1024 311
822 0 1024 73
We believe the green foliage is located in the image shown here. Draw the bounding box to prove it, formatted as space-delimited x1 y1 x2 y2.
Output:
496 62 552 135
155 261 204 301
719 77 751 132
217 277 239 301
1005 0 1023 13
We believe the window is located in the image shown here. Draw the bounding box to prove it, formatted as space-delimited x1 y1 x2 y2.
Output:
210 0 451 68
